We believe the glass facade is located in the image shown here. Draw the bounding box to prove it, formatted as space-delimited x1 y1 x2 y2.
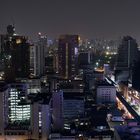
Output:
8 84 30 123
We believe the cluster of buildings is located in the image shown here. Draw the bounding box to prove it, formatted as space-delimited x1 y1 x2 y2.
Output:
0 25 140 140
79 38 118 54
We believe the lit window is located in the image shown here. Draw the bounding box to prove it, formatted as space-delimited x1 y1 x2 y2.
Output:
16 39 22 44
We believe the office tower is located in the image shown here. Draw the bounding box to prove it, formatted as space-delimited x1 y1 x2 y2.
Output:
45 55 54 74
58 35 79 79
34 33 47 77
29 45 36 77
0 25 30 82
78 51 91 75
52 90 64 130
116 36 139 68
63 91 84 119
0 82 30 138
47 38 59 73
115 36 140 83
8 83 30 124
53 52 59 73
31 100 51 140
78 51 91 66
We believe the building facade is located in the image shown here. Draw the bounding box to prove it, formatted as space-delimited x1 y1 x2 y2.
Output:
115 36 140 83
0 25 30 82
34 34 47 77
31 100 51 140
96 82 116 104
58 35 79 79
8 83 30 123
52 90 64 130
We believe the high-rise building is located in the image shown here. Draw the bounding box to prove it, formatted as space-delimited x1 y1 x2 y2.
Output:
29 44 36 78
0 81 30 134
63 91 85 119
0 81 52 139
0 25 30 82
115 36 140 83
116 36 139 68
31 100 51 140
52 90 64 130
29 33 47 77
45 55 54 74
58 35 79 79
8 83 30 123
34 33 47 77
78 51 91 67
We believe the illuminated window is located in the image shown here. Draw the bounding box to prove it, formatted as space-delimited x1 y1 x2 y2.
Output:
16 39 22 44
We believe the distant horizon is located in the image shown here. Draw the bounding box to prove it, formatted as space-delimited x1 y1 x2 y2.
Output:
1 25 140 44
1 0 140 43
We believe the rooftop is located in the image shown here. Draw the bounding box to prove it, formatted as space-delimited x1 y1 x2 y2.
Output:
96 80 114 87
115 125 140 140
63 91 84 100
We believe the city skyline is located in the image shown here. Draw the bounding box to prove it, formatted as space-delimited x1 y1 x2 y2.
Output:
0 0 140 41
0 16 140 140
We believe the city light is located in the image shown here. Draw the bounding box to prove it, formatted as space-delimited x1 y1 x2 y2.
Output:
0 1 139 139
16 39 21 44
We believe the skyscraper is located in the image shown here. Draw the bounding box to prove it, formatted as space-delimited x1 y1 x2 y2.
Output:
78 51 91 68
31 99 51 139
0 25 30 82
29 44 36 78
52 90 64 130
116 36 139 68
115 36 140 83
58 35 79 79
8 83 30 123
34 33 47 77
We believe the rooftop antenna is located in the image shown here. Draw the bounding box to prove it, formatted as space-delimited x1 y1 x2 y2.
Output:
11 18 15 32
7 18 15 35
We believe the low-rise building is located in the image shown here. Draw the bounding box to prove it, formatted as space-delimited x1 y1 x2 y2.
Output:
96 81 116 104
31 93 51 140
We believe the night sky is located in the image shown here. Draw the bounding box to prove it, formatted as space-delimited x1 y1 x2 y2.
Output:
0 0 140 41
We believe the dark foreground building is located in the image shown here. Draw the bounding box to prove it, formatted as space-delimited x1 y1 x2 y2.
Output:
0 25 30 82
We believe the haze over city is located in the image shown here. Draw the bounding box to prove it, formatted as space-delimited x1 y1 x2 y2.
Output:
0 0 140 41
1 0 140 140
